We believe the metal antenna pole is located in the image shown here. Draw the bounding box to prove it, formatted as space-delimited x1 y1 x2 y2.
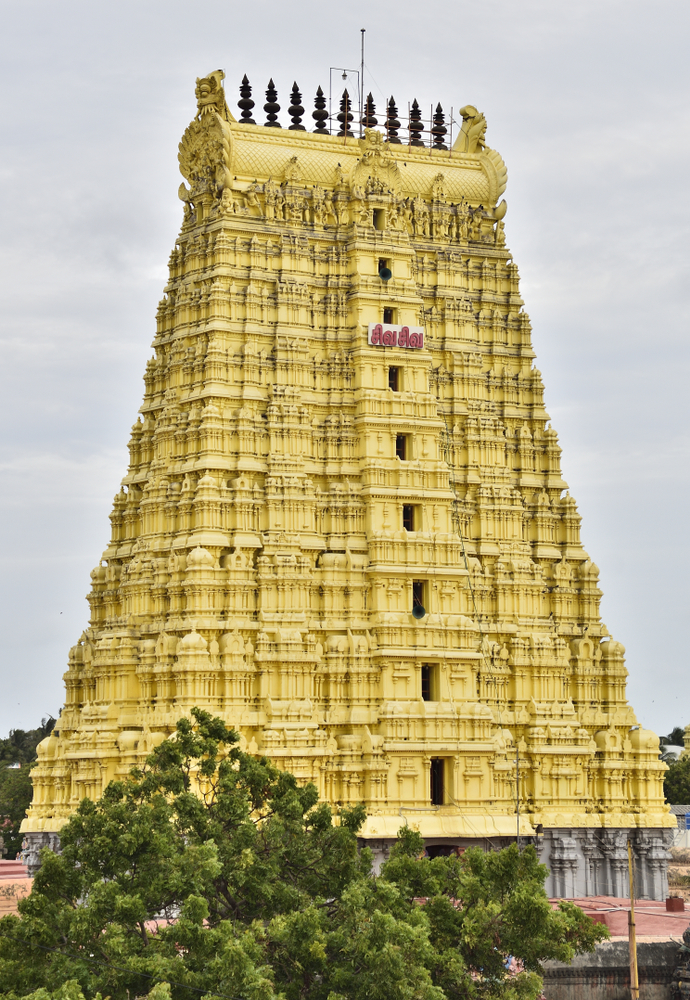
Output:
360 29 365 137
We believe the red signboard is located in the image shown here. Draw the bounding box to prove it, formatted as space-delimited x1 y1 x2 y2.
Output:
367 323 425 349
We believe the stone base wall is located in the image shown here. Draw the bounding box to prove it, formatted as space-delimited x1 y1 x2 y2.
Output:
20 832 61 877
542 939 679 1000
541 828 673 900
364 827 673 900
24 826 673 897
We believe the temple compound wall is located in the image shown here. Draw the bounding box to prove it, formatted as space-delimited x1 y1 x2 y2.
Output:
22 71 674 895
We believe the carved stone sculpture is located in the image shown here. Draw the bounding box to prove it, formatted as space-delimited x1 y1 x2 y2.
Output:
457 105 487 153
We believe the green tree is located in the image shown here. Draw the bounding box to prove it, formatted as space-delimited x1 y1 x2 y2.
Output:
0 709 607 1000
660 726 686 748
376 827 606 1000
0 768 33 860
0 717 55 858
0 719 56 768
665 755 690 804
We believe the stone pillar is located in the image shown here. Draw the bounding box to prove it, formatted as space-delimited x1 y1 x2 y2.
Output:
580 830 599 898
634 828 672 900
602 830 630 898
20 831 61 877
542 827 671 900
548 832 580 898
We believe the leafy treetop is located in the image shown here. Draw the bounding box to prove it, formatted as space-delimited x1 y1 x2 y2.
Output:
0 719 56 767
0 708 607 1000
665 755 690 805
0 718 56 859
660 726 687 748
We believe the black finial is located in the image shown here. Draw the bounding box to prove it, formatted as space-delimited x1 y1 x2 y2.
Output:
264 79 281 127
362 92 378 128
431 103 447 149
238 74 256 125
312 85 329 134
409 99 425 146
385 97 401 144
288 82 305 131
337 89 354 137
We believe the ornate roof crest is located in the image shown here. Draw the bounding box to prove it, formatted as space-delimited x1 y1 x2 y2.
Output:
351 128 402 196
195 70 230 120
456 105 487 153
178 70 234 209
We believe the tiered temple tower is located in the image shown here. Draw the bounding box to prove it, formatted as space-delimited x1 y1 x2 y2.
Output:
23 70 674 896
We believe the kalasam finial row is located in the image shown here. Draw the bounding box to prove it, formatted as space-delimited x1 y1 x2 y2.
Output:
235 76 450 148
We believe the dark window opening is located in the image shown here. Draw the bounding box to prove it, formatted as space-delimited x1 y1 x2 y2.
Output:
379 257 389 272
388 366 400 391
412 580 425 608
421 662 438 701
421 664 431 701
373 209 385 230
403 504 414 531
395 434 407 460
426 844 455 858
431 758 444 805
383 306 395 324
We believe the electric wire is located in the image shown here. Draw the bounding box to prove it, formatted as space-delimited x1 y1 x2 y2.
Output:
361 63 388 113
361 64 463 151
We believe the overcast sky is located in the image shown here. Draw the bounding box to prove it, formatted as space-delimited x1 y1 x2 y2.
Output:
0 0 688 740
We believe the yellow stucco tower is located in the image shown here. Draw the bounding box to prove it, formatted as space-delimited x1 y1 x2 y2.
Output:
23 71 674 897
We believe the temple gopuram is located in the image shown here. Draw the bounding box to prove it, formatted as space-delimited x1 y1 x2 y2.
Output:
22 70 674 896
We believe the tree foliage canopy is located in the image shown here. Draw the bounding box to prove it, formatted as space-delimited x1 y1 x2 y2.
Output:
665 755 690 805
0 720 56 768
660 726 686 748
0 718 56 858
0 709 606 1000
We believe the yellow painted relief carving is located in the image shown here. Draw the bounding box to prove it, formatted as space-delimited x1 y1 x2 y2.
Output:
24 72 672 858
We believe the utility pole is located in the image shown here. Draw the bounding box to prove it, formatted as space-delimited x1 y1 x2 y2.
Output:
515 743 521 850
628 840 639 1000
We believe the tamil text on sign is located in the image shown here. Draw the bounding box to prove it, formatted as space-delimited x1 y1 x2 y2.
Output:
368 323 425 349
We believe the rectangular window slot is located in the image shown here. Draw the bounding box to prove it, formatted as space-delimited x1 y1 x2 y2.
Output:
412 579 425 610
388 366 400 391
395 434 407 460
421 665 431 701
383 306 396 324
421 663 440 701
430 758 445 805
373 209 386 230
402 504 415 531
